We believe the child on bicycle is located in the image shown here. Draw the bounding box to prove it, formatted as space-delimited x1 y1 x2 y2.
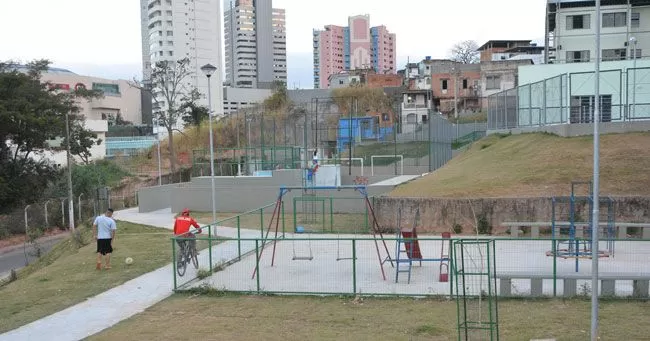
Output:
173 208 202 255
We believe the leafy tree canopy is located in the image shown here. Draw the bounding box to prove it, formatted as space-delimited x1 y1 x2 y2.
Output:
0 59 101 212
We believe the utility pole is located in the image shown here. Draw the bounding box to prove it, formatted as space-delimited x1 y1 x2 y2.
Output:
65 112 75 231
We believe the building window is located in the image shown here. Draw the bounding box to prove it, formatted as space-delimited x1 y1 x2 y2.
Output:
486 76 501 90
567 14 590 30
632 12 640 28
462 79 468 89
567 50 590 63
570 95 612 123
602 49 626 61
632 49 642 59
441 79 448 90
602 12 626 28
92 83 120 96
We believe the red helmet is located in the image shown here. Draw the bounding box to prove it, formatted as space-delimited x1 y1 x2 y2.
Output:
181 208 190 216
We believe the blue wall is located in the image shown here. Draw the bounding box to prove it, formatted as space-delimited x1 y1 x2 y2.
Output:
337 117 394 151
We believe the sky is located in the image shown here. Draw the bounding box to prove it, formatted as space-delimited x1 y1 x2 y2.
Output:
0 0 547 88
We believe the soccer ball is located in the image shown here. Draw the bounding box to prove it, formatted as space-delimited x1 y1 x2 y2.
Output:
125 257 134 265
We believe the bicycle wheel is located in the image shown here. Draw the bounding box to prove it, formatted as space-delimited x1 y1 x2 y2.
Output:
176 244 187 277
191 247 199 269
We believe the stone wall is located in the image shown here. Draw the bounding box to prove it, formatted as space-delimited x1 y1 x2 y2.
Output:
374 196 650 234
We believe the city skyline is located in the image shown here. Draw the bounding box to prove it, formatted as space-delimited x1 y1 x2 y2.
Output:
0 0 547 88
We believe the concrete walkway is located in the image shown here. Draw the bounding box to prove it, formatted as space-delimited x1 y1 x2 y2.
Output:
0 207 260 341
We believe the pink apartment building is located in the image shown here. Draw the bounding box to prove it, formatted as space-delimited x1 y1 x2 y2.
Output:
313 15 396 89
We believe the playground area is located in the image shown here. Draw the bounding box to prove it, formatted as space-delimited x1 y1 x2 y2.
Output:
185 234 650 297
171 184 650 299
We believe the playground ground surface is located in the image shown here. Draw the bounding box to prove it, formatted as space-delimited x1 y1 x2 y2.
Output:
87 293 650 341
186 232 650 297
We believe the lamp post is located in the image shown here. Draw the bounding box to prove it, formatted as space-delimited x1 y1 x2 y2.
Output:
408 95 416 139
452 66 460 139
153 116 162 186
591 1 602 340
630 37 638 121
201 63 218 226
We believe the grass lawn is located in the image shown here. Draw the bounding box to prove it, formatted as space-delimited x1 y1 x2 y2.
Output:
0 221 173 334
88 293 650 341
344 141 430 166
390 132 650 198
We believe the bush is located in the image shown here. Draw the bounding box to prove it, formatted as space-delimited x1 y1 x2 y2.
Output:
477 214 492 235
452 223 462 234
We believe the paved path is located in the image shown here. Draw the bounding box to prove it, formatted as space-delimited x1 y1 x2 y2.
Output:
0 207 260 341
0 236 66 277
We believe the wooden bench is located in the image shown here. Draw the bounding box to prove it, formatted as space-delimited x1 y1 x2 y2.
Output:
501 221 650 239
495 271 650 298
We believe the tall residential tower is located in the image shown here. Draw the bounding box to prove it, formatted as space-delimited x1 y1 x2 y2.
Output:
140 0 224 125
224 0 287 88
313 14 396 89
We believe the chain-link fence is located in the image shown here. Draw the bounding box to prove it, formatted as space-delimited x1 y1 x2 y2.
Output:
172 201 650 300
191 97 486 177
489 67 650 130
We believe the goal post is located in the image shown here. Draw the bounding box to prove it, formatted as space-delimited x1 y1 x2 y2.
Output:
370 155 404 176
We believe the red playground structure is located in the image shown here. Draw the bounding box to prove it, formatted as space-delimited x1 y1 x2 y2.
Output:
393 208 451 284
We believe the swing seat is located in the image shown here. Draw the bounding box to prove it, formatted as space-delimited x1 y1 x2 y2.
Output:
292 227 313 261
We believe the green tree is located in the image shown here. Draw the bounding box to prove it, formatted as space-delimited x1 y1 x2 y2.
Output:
180 89 209 130
133 58 199 174
331 86 394 115
0 59 102 212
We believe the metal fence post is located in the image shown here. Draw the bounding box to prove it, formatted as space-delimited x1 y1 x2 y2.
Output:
208 224 213 273
44 200 50 228
78 194 84 222
352 239 357 294
172 238 178 291
255 239 261 293
237 216 242 260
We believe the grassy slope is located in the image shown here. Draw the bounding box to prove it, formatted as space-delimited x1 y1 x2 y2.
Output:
0 221 172 333
390 132 650 198
89 294 650 341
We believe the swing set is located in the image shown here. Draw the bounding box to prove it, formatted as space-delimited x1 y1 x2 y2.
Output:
249 186 451 284
251 185 393 280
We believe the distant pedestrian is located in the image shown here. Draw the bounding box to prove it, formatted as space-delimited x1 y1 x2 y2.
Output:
93 208 117 270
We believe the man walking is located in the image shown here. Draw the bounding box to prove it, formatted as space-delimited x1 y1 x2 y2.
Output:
93 208 117 270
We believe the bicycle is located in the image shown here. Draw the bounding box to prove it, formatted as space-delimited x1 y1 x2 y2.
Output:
176 230 199 277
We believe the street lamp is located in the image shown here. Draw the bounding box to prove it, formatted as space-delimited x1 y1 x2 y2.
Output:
200 63 218 226
152 116 162 186
630 36 638 120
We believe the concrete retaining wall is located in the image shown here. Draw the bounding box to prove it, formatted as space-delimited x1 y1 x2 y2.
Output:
374 196 650 234
138 168 400 213
171 185 394 214
489 121 650 137
137 184 177 213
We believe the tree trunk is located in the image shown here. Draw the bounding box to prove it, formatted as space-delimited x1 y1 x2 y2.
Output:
167 126 177 175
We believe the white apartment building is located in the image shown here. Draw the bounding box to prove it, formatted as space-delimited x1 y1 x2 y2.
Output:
546 0 650 63
140 0 224 132
10 66 143 165
224 0 287 89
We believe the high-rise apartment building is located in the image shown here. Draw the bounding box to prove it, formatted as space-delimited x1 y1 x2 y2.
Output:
224 0 287 89
313 15 396 89
140 0 224 127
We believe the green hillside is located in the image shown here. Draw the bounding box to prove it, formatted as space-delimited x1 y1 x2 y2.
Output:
390 132 650 198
